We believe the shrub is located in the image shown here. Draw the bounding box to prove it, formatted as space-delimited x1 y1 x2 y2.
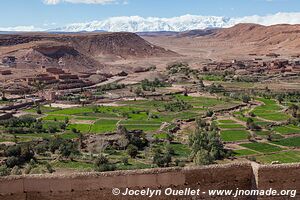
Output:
193 149 213 165
6 156 20 168
45 162 54 173
127 144 139 158
11 166 22 175
206 110 214 117
35 143 48 155
242 95 251 103
24 163 32 174
122 157 129 165
0 165 10 176
165 145 175 155
59 141 79 159
94 154 116 172
5 145 21 157
153 151 172 167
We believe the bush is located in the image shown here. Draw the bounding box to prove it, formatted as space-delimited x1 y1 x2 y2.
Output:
164 99 192 112
35 143 48 155
127 144 139 158
48 126 58 134
165 145 175 155
121 157 129 165
95 154 109 166
36 107 42 115
193 149 213 165
45 162 54 173
11 166 22 175
0 165 10 176
6 156 20 168
242 95 251 103
59 141 79 158
94 154 116 172
94 164 116 172
24 163 32 174
5 145 21 157
206 110 214 117
153 152 172 167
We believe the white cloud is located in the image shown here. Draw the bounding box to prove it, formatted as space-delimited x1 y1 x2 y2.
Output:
43 0 116 5
0 26 44 32
235 12 300 26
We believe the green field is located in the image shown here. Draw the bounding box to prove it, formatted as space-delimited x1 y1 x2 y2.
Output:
234 149 258 156
42 115 71 121
220 130 250 142
68 124 91 133
52 160 94 170
256 151 300 164
218 123 245 129
240 142 283 153
272 137 300 147
218 119 237 124
90 120 119 134
273 125 300 135
23 95 242 136
253 98 290 121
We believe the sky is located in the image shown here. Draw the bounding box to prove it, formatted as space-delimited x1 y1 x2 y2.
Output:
0 0 299 30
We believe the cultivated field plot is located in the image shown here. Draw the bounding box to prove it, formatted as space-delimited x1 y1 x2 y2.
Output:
220 130 250 142
234 149 258 157
256 151 300 164
272 137 300 147
218 119 249 142
272 125 300 135
218 96 300 164
239 142 283 153
31 95 241 135
253 98 289 121
0 94 243 147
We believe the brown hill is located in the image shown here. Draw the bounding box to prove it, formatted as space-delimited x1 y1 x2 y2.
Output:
212 23 300 49
0 32 177 59
65 32 177 59
0 32 178 73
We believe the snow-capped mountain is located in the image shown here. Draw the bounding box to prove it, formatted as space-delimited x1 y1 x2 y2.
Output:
51 12 300 33
3 12 300 33
52 15 235 32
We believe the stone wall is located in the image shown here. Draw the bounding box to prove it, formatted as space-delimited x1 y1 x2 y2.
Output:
0 163 299 200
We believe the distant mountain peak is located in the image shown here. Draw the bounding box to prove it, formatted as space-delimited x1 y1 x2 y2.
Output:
4 12 300 33
51 14 235 32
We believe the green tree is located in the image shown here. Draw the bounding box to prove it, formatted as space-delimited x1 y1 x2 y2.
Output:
189 124 226 165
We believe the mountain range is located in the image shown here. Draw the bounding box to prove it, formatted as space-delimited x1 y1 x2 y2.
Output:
50 12 300 33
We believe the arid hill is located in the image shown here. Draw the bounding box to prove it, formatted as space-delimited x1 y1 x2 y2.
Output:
212 23 300 49
143 23 300 61
0 32 178 74
0 32 177 58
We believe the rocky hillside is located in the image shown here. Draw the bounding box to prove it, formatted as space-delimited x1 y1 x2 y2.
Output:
0 32 178 72
212 23 300 48
0 32 177 58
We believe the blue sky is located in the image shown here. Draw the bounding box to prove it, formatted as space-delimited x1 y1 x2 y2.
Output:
0 0 299 28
